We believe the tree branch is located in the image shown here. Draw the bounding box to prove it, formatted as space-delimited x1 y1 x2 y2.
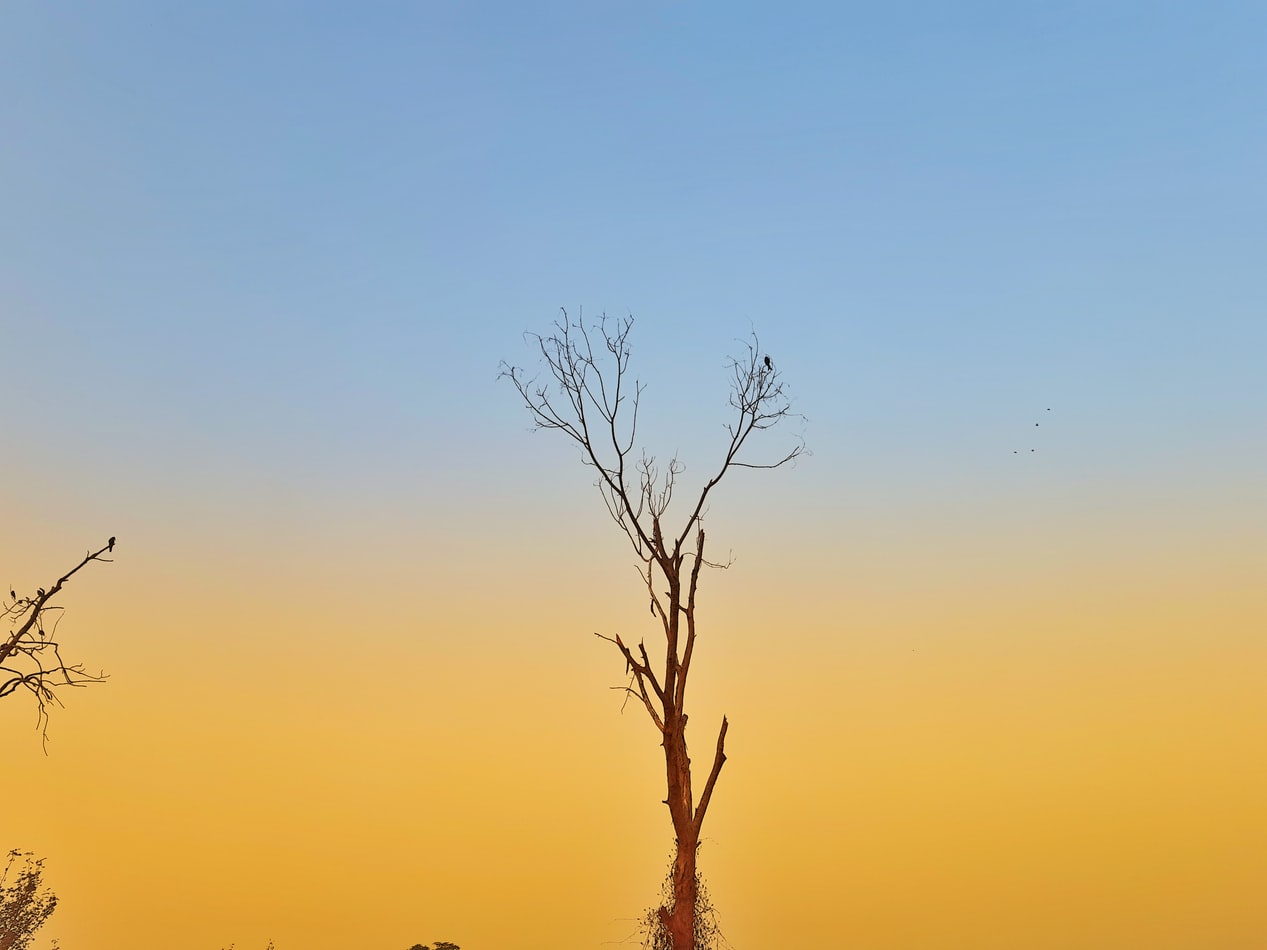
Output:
675 333 803 551
594 632 665 730
693 715 729 833
3 538 115 751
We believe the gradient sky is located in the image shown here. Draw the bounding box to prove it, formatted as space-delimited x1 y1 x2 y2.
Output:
3 3 1265 948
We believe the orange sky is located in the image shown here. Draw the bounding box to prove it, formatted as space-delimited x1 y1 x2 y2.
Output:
4 457 1264 948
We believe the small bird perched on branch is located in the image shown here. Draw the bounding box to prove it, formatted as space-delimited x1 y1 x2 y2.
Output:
763 355 772 370
108 536 116 552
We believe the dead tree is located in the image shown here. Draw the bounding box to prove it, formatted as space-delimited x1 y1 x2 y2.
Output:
502 312 801 949
2 539 114 750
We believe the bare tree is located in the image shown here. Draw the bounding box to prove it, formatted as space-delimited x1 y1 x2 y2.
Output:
2 539 114 750
502 311 801 949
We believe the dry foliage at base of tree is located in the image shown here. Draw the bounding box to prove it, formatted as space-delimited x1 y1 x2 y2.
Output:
1 539 114 750
503 310 802 949
636 853 730 950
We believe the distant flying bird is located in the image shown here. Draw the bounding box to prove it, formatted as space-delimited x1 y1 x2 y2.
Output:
108 536 116 551
764 355 772 370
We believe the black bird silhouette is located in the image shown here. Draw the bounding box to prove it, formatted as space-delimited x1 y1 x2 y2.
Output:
763 355 772 370
108 536 116 552
9 589 14 600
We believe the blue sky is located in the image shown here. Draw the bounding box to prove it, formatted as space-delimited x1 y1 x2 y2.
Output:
4 0 1264 565
6 5 1264 415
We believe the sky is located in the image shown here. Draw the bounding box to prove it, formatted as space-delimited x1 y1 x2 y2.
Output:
2 2 1264 948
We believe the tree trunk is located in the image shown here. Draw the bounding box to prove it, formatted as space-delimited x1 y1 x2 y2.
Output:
664 828 700 949
660 714 699 949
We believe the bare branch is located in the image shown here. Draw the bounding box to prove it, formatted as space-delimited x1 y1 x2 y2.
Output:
693 715 729 834
499 310 660 559
594 632 665 730
675 332 804 551
3 538 115 751
674 527 707 711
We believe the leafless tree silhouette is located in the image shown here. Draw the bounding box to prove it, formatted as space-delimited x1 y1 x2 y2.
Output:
2 539 114 750
502 311 802 949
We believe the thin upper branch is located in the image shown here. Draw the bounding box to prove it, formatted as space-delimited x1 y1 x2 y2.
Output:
500 310 659 559
675 334 804 551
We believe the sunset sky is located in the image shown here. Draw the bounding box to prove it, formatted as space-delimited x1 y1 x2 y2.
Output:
3 3 1265 948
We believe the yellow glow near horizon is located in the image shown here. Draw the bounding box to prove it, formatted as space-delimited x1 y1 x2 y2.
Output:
4 488 1263 948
